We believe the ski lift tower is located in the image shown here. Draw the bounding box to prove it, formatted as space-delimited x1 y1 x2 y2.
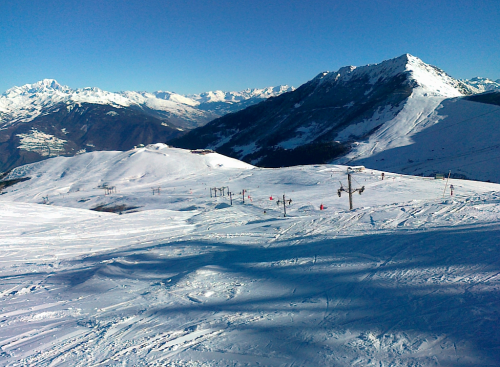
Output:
338 172 365 210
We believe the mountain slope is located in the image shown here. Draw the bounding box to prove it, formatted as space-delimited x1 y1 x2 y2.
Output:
340 91 500 181
170 54 473 166
0 102 186 172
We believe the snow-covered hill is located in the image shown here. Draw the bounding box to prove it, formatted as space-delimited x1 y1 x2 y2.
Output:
3 144 253 212
1 146 500 366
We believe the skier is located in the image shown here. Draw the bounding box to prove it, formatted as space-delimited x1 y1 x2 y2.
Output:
450 184 454 196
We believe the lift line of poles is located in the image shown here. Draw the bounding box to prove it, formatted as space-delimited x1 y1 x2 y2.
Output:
210 186 229 198
208 172 365 214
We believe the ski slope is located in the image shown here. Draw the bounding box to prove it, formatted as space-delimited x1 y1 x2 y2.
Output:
338 96 500 182
1 144 500 366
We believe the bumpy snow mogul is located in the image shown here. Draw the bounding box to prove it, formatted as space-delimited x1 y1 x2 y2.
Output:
0 79 292 172
171 54 500 182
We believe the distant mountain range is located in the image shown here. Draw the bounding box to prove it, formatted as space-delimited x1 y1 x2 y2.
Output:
0 80 294 129
0 81 293 171
170 54 500 182
461 77 500 93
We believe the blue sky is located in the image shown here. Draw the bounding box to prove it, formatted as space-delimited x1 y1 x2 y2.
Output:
1 0 499 94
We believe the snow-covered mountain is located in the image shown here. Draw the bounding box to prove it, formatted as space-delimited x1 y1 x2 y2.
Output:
0 79 293 130
460 76 500 93
171 54 500 182
2 145 500 365
188 85 294 104
148 85 295 117
0 80 293 172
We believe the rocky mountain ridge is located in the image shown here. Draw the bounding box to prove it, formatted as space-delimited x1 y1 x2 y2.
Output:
170 54 469 163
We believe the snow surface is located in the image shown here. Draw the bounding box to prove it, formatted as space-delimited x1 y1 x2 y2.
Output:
1 144 500 366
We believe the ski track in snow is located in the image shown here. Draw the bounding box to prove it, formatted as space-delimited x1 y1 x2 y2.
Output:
1 145 500 366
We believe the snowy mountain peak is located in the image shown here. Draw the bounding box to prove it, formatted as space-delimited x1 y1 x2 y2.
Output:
152 91 199 106
3 79 70 98
316 54 469 98
394 52 420 64
26 79 67 92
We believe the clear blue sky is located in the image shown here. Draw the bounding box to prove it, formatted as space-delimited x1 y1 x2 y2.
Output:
1 0 499 94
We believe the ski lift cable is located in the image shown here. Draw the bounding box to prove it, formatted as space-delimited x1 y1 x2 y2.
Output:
352 175 363 187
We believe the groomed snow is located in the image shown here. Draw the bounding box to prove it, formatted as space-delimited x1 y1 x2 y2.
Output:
1 145 500 366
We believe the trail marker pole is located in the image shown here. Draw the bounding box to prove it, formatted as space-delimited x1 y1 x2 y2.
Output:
338 173 365 210
348 174 353 210
229 191 233 205
442 170 451 199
